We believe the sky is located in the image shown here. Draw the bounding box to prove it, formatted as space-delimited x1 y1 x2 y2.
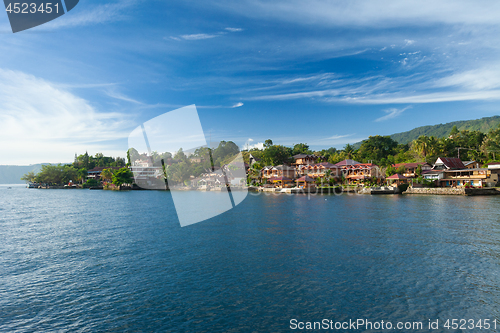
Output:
2 0 500 164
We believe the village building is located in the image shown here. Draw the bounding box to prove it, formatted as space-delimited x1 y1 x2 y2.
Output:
87 166 122 180
391 162 432 178
341 163 384 184
292 154 323 167
463 161 480 169
297 162 342 179
334 159 361 167
261 165 296 180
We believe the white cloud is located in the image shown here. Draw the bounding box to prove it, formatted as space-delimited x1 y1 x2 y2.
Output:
375 106 412 122
180 33 219 40
225 27 243 32
0 69 130 164
216 0 500 27
404 39 415 46
243 138 264 150
231 102 244 108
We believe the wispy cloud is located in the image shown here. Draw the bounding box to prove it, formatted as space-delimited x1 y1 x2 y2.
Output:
231 102 244 108
180 33 219 40
375 106 412 122
42 0 138 29
170 27 243 41
0 69 131 164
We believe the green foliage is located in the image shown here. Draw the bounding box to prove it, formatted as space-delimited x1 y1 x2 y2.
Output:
112 167 134 187
385 165 396 177
32 164 78 185
21 171 36 183
356 135 398 164
292 143 312 155
262 145 292 166
73 152 125 170
396 165 406 174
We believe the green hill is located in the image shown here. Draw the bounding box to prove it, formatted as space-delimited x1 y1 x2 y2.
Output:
387 116 500 145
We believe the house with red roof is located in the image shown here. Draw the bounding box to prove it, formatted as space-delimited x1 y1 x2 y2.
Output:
391 162 432 178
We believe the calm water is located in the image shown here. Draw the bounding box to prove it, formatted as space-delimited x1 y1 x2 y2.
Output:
1 185 500 332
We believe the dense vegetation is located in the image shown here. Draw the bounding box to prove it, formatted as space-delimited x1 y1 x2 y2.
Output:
21 122 500 187
21 152 127 186
244 124 500 170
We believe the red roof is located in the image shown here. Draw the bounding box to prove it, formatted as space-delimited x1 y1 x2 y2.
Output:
436 157 465 170
386 173 408 180
296 175 314 182
335 159 361 166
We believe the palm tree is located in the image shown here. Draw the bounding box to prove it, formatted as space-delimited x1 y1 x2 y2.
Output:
412 136 430 161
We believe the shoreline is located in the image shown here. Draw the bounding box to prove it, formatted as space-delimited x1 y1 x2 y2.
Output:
21 185 500 196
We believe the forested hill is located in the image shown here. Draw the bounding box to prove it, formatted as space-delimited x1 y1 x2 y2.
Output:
389 116 500 144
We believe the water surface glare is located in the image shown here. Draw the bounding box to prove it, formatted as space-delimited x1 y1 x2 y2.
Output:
1 186 500 332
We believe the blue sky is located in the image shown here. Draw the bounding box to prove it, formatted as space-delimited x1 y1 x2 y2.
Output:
2 0 500 164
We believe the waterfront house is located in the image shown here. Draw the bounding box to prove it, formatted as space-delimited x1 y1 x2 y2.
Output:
386 173 409 185
341 163 384 184
292 154 322 167
422 170 445 183
432 157 466 170
439 168 498 187
463 161 480 169
297 162 342 179
391 162 432 178
87 166 121 180
295 175 315 189
261 165 296 180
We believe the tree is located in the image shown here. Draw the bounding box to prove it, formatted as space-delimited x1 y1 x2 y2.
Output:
101 168 114 182
449 125 459 137
356 136 398 164
292 143 312 155
264 139 273 148
385 165 396 177
21 171 36 183
344 143 355 159
262 145 292 166
112 167 134 188
396 165 406 175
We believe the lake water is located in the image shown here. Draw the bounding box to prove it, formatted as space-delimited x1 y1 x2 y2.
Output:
1 186 500 332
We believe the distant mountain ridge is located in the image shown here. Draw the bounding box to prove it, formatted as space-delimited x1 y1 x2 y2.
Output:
0 164 43 184
389 115 500 144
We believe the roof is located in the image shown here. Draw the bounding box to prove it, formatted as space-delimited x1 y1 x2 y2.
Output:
296 175 314 182
434 157 466 170
462 161 477 166
386 173 408 180
273 165 295 171
335 159 360 166
87 166 122 173
293 154 318 159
